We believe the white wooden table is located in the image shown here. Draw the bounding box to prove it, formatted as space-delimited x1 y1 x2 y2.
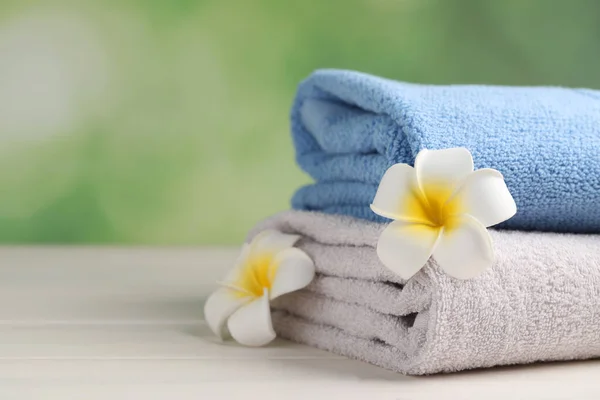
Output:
0 247 599 399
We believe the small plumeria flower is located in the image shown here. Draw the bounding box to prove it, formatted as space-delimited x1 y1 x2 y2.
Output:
370 147 517 280
204 229 315 346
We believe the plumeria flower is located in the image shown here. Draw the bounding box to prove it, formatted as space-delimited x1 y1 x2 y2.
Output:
370 147 517 280
204 229 315 346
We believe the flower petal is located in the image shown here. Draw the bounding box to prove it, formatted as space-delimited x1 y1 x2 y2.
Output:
269 248 315 300
223 243 251 283
450 168 517 227
433 215 494 279
415 148 474 194
250 229 301 257
376 220 441 280
203 288 252 339
227 289 276 346
370 163 428 222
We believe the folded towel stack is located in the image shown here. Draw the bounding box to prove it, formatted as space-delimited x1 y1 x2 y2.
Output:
240 69 600 374
250 211 600 375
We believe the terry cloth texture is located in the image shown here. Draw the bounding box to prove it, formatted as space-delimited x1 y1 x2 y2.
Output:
249 210 600 375
290 69 600 233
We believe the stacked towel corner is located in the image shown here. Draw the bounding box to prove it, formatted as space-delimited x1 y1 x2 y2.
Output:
249 211 600 375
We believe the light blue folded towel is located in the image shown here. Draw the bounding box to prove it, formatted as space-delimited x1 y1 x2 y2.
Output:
291 69 600 232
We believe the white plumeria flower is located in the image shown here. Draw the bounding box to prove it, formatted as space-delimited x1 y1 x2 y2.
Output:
204 229 315 346
370 147 517 280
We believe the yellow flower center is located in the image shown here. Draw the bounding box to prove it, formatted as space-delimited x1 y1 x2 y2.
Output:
232 253 278 298
403 181 462 229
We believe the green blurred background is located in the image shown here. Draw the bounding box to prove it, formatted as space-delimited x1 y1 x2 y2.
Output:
1 0 599 244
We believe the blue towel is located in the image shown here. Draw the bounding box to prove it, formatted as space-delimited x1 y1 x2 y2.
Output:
291 69 600 233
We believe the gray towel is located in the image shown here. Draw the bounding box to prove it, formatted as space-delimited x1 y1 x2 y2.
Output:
248 211 600 375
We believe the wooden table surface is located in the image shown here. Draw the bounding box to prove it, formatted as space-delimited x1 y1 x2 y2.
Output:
0 247 599 399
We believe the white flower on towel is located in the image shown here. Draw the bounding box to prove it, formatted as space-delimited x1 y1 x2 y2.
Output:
204 230 315 346
371 147 517 280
